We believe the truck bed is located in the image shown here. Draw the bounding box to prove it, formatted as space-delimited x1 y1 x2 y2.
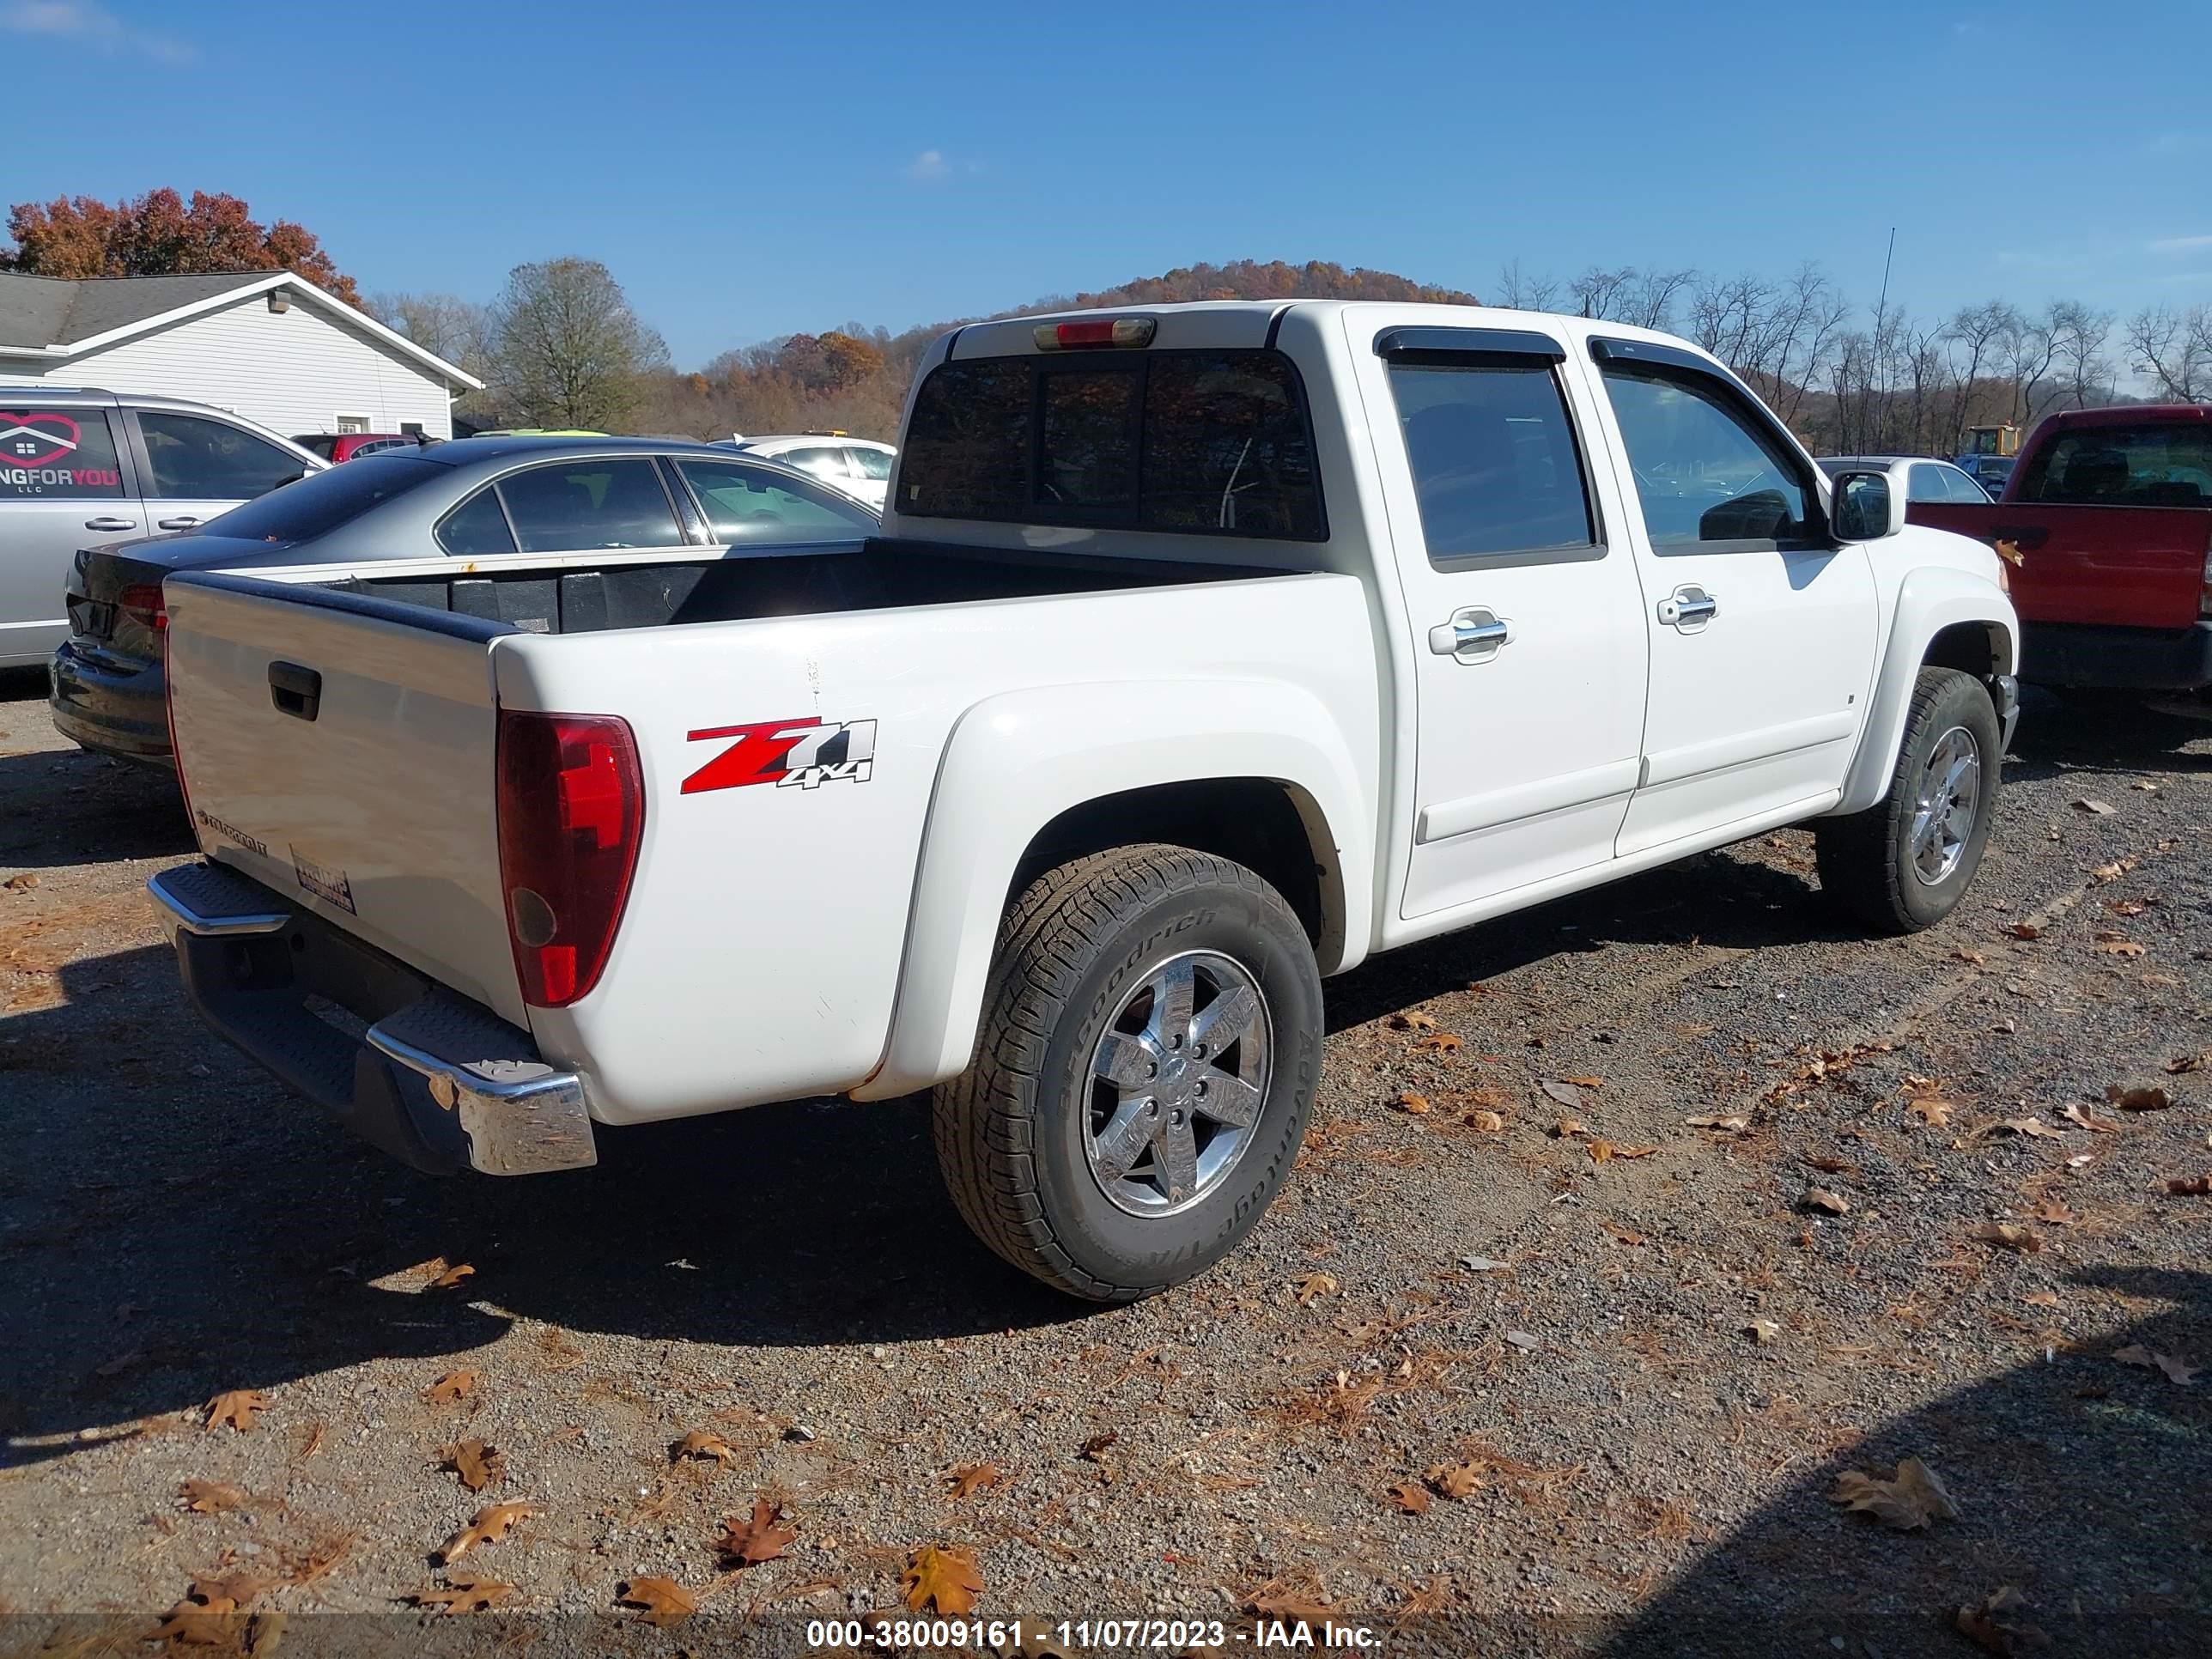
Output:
318 537 1285 635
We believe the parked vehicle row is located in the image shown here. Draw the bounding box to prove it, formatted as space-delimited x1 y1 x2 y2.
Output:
726 432 896 510
49 436 878 763
145 301 2018 1301
1 389 325 667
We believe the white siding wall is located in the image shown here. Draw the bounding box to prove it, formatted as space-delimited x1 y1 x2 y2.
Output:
0 295 457 437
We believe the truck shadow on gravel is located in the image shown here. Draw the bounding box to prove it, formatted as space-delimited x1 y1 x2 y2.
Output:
0 744 190 867
1597 1264 2212 1658
2002 690 2212 787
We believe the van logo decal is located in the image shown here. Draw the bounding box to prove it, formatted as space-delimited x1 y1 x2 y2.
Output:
682 717 878 793
0 412 80 465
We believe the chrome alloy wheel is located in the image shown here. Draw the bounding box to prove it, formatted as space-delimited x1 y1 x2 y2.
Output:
1084 950 1273 1218
1909 724 1982 886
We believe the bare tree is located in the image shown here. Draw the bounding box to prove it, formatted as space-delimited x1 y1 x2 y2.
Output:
2126 302 2212 402
1494 259 1560 313
2001 309 2061 427
486 258 669 431
2047 301 2115 412
1939 301 2020 453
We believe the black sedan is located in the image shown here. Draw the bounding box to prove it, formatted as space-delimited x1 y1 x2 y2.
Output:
50 436 878 764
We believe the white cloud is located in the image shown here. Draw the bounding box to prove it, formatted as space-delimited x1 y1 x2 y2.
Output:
2148 234 2212 254
0 0 192 62
902 149 950 183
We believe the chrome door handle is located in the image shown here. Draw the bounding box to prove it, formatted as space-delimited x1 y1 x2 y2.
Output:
82 516 137 532
156 515 203 530
1428 607 1513 662
1657 586 1719 630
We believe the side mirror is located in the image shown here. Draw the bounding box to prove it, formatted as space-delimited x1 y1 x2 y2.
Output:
1831 469 1905 541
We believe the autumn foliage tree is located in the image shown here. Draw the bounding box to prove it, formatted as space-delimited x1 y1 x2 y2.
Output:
1 189 362 307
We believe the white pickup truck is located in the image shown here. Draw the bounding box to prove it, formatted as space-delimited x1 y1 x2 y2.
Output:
149 301 2020 1301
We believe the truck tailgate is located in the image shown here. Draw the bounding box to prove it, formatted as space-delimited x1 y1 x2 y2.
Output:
164 574 526 1026
1909 501 2209 629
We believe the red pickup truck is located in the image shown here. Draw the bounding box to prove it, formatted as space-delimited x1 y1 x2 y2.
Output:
1911 405 2212 689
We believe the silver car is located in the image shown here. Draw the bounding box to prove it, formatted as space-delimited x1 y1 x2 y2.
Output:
1815 453 1994 506
2 387 325 667
49 434 878 763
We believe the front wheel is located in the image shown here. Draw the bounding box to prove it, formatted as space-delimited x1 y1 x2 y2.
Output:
933 844 1322 1302
1814 666 2001 933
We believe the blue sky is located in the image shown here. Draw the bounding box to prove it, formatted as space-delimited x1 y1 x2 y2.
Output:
3 0 2207 367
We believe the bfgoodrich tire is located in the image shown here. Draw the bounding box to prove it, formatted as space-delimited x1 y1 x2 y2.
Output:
1814 667 2001 934
933 843 1322 1302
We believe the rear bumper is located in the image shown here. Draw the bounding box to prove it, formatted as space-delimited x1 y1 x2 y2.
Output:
148 860 596 1176
2019 620 2212 690
48 640 173 765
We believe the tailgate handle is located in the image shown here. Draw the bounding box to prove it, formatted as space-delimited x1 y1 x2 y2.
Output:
268 661 322 722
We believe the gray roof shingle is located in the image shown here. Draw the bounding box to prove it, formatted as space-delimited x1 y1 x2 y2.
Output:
0 270 272 349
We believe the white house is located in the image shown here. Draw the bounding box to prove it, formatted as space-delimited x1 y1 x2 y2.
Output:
0 269 480 440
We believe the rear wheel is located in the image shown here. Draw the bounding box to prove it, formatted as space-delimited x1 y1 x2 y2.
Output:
933 844 1322 1302
1815 666 2000 933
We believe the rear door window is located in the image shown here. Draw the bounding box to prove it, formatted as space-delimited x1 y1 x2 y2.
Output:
0 406 126 499
899 349 1326 538
1906 463 1950 503
138 411 303 500
674 458 877 542
1388 360 1597 563
495 459 684 552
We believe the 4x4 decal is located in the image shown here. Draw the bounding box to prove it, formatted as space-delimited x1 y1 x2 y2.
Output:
681 717 878 793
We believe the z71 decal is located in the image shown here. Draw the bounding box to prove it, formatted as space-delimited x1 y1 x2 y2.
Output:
682 716 878 794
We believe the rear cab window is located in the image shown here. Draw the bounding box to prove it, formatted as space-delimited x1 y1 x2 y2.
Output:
1 405 126 499
898 348 1326 539
2015 423 2212 507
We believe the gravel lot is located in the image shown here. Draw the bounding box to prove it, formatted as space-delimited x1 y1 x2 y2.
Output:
3 664 2209 1657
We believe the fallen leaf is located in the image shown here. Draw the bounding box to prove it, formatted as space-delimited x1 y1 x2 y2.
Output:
1246 1581 1336 1626
1588 1139 1614 1164
1999 1117 2067 1140
1599 1220 1646 1247
439 1439 504 1493
1972 1222 2043 1253
1425 1462 1483 1500
1394 1091 1431 1115
204 1389 268 1433
671 1429 737 1466
1551 1117 1587 1139
428 1262 477 1291
2030 1197 2078 1226
2107 1085 2173 1112
2073 797 2115 815
1389 1012 1438 1032
2114 1345 2198 1386
1802 1186 1851 1216
1956 1586 2047 1655
1953 947 1988 967
2008 922 2041 940
2166 1054 2211 1075
425 1368 480 1405
412 1575 512 1615
1686 1113 1749 1133
3 872 39 892
179 1479 247 1514
2091 861 2128 883
1828 1457 1960 1529
243 1612 284 1658
1540 1079 1588 1109
717 1497 798 1566
901 1544 983 1615
2023 1290 2060 1308
1908 1097 1955 1128
1077 1432 1117 1462
1463 1109 1504 1133
2093 932 2145 957
617 1577 697 1627
945 1462 1001 1501
1386 1480 1431 1515
1292 1272 1338 1305
2109 899 2148 917
2061 1103 2121 1133
1413 1033 1462 1054
1562 1075 1606 1090
436 1502 534 1565
1747 1318 1781 1346
2163 1175 2212 1196
1613 1144 1658 1159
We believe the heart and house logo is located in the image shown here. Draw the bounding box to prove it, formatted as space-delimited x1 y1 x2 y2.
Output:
0 411 82 466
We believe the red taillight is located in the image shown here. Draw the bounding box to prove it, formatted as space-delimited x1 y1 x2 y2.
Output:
495 711 644 1009
1033 316 1157 351
120 582 167 633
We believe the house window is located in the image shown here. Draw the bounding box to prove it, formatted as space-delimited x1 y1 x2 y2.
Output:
334 414 371 434
399 421 424 438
